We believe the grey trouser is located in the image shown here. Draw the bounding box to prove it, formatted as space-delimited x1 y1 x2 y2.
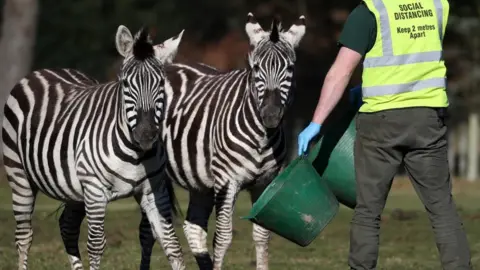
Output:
349 107 472 270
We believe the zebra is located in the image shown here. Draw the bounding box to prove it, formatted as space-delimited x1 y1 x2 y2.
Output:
2 25 186 270
137 12 307 270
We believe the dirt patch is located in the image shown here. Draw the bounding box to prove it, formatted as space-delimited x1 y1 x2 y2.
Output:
390 208 419 221
467 212 480 221
391 176 480 193
108 230 125 248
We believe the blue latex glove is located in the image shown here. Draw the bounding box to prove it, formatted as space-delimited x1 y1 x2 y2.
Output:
297 122 322 156
349 85 363 110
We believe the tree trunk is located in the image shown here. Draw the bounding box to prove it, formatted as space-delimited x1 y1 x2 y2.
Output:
458 123 468 178
448 128 455 175
467 113 479 181
0 0 39 163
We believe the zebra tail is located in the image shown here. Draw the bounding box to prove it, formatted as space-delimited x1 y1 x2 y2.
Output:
166 178 184 221
46 202 66 220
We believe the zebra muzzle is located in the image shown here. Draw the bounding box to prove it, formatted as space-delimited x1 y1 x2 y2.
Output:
133 128 159 151
260 90 284 128
260 105 283 129
132 110 160 151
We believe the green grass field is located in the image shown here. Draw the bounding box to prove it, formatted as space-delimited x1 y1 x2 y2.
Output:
0 175 479 270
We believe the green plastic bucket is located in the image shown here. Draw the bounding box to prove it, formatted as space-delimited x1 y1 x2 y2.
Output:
242 92 359 246
308 112 357 210
242 156 339 247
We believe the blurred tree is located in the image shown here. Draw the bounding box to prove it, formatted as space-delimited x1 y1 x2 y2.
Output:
443 2 480 181
30 0 236 80
0 0 39 163
0 0 38 92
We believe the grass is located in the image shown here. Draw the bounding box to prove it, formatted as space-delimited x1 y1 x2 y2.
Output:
0 174 479 270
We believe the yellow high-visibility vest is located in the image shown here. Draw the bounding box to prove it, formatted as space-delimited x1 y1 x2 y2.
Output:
360 0 450 113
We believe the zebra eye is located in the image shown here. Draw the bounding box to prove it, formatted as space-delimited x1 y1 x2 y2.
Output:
286 65 294 73
253 64 260 72
159 79 165 87
122 80 129 88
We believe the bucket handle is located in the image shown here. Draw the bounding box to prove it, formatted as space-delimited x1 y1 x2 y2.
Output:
306 141 321 163
240 214 255 220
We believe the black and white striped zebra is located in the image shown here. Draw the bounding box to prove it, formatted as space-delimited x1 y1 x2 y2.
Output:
2 25 186 270
137 13 306 270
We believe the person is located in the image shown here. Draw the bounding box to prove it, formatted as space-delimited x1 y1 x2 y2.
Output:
297 1 473 269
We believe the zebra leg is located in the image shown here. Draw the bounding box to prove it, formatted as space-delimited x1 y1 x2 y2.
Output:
249 187 271 270
83 185 108 270
135 180 185 270
212 182 238 270
6 172 37 270
59 202 86 270
138 209 157 270
183 190 215 269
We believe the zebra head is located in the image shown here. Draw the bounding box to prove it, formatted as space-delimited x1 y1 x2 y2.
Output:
245 13 306 129
115 25 184 151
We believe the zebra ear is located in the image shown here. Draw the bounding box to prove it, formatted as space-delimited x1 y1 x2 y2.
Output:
115 25 134 57
245 12 266 46
282 15 306 48
154 29 185 64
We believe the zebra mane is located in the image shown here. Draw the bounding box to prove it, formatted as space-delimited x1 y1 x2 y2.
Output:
132 27 155 61
269 16 282 43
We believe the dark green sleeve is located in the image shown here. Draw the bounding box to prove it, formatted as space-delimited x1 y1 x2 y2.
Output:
337 3 377 56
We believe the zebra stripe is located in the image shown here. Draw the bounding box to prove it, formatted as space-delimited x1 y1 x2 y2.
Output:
139 13 307 270
2 25 186 270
